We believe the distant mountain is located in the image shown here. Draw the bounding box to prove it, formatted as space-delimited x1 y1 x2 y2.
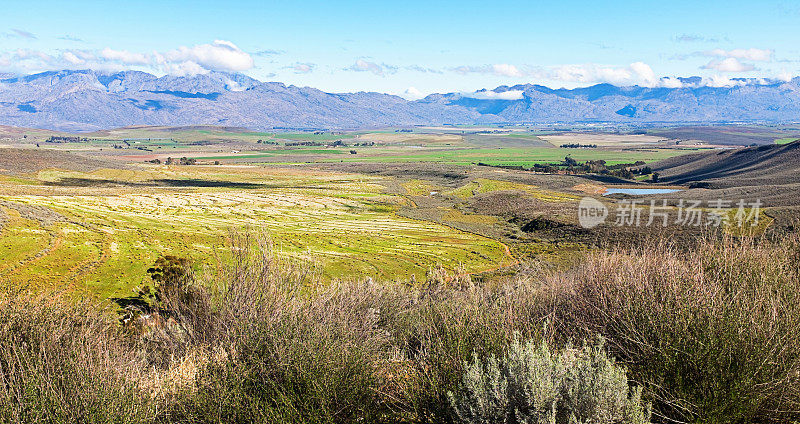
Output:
0 70 479 131
1 70 799 131
423 80 800 124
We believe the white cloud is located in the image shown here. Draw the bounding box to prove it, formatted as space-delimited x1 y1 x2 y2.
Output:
223 78 245 91
292 62 315 74
14 49 52 61
452 64 525 77
701 75 747 87
158 40 254 72
58 35 84 42
448 49 776 85
629 62 657 86
705 48 773 62
702 57 755 72
463 89 524 100
0 40 257 76
400 86 425 100
659 77 684 88
348 59 387 76
405 65 442 74
776 70 794 82
61 51 85 65
491 64 523 77
160 60 208 76
252 49 283 57
452 62 669 87
100 48 150 65
697 48 772 73
673 33 718 43
548 62 662 87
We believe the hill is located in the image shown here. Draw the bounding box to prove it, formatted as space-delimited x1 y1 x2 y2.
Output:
653 140 800 188
0 147 125 176
2 70 800 131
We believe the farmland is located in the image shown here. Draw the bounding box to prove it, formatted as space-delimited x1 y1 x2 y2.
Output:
0 164 514 297
312 146 690 167
3 125 800 424
0 125 793 298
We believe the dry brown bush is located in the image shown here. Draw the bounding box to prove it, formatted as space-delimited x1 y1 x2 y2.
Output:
2 232 799 423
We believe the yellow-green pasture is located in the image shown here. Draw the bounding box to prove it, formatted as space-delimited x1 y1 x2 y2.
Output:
0 165 512 297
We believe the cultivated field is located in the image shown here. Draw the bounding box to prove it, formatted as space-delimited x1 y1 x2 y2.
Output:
0 164 516 297
3 125 800 424
0 125 793 298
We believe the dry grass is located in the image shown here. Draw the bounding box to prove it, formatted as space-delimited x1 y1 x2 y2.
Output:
549 236 800 423
1 232 799 423
0 293 156 423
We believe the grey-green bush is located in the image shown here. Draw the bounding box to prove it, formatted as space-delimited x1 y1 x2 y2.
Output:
448 335 650 424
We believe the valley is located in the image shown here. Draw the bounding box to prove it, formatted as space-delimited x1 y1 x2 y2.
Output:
1 124 796 297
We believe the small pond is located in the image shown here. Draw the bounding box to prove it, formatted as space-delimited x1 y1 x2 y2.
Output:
602 188 682 196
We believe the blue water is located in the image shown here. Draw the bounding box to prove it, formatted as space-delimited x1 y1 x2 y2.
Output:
603 188 682 196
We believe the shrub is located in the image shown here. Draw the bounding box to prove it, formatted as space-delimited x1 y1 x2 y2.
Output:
0 294 155 424
448 335 650 424
169 234 396 423
556 236 800 423
389 268 556 423
3 233 800 424
116 255 216 368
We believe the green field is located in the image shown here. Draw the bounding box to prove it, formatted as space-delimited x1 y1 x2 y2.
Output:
200 148 349 160
0 165 512 297
317 146 697 166
0 126 721 298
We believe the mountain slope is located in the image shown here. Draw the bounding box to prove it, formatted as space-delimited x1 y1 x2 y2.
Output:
423 80 800 123
1 70 800 131
653 140 800 188
0 70 480 131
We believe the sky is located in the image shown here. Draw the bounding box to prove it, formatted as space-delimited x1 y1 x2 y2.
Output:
1 0 799 98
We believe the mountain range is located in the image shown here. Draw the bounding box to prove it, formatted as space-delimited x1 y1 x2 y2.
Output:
1 70 799 131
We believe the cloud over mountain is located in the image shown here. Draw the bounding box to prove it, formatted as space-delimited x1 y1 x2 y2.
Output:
0 40 255 76
699 48 773 73
702 58 755 72
347 60 395 76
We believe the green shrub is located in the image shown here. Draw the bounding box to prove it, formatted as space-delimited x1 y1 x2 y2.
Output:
448 335 650 424
558 236 800 423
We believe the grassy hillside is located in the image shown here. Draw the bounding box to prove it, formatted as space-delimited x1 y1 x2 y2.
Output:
653 140 800 187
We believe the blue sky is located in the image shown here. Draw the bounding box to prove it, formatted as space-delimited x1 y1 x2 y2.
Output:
1 0 798 97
